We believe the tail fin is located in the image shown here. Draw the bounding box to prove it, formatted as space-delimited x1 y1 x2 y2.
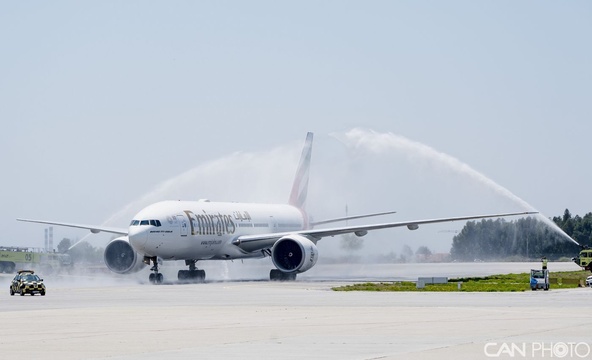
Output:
289 132 314 209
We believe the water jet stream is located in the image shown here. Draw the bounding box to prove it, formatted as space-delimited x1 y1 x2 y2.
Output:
332 128 579 246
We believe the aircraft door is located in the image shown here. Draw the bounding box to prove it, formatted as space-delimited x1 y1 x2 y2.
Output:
177 215 188 237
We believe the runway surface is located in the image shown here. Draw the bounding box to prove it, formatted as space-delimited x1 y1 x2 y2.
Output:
0 262 590 359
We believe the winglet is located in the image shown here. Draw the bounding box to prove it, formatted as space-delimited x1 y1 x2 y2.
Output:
289 132 314 209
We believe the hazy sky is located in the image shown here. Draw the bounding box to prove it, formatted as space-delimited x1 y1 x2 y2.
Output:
1 2 590 254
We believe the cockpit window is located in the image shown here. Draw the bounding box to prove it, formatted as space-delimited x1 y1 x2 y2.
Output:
132 219 161 226
149 220 162 227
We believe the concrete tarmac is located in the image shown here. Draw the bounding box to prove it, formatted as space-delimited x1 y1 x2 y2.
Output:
1 262 590 360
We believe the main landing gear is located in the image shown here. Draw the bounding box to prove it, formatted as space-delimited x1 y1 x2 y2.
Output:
145 256 163 284
178 260 205 283
270 269 297 281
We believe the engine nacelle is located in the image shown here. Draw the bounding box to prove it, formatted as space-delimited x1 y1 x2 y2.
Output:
104 236 146 274
271 234 318 273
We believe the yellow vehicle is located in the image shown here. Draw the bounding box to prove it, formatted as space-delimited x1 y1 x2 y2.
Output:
10 270 46 296
0 247 71 274
572 248 592 272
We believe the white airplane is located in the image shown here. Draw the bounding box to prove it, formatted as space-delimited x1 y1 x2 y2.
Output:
18 133 536 284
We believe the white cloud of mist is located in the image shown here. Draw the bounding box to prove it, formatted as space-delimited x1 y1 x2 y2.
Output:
103 145 301 228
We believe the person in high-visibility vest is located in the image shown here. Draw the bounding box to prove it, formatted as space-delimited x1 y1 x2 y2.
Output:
541 256 548 270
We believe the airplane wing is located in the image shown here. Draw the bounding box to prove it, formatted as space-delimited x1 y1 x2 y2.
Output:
232 211 538 253
16 218 128 235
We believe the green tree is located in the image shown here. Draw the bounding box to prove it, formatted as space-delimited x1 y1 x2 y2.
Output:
57 238 72 254
340 233 364 252
400 244 414 263
68 241 104 264
451 210 583 261
416 246 432 257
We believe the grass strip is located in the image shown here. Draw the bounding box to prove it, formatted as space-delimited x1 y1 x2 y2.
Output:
332 270 590 292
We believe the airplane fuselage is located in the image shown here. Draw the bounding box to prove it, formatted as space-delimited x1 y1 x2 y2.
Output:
128 200 306 261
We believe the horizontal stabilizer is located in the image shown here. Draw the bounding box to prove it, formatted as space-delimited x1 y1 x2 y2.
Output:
311 210 397 227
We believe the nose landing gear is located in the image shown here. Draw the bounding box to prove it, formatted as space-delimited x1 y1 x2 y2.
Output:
145 256 163 284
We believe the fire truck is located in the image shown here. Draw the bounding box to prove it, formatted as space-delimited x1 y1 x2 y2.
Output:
572 247 592 272
0 247 71 274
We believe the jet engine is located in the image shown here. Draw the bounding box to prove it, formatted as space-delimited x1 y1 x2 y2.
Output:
271 234 318 273
104 236 146 274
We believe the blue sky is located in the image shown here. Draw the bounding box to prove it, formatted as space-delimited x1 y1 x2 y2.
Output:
1 1 590 253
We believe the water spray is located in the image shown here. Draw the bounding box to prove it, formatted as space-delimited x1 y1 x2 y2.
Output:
67 233 93 251
332 128 579 246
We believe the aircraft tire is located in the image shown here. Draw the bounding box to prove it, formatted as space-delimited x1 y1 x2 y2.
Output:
270 269 297 281
178 270 205 283
178 270 187 281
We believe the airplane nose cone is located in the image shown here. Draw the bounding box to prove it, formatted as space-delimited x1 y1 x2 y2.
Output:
128 226 148 252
